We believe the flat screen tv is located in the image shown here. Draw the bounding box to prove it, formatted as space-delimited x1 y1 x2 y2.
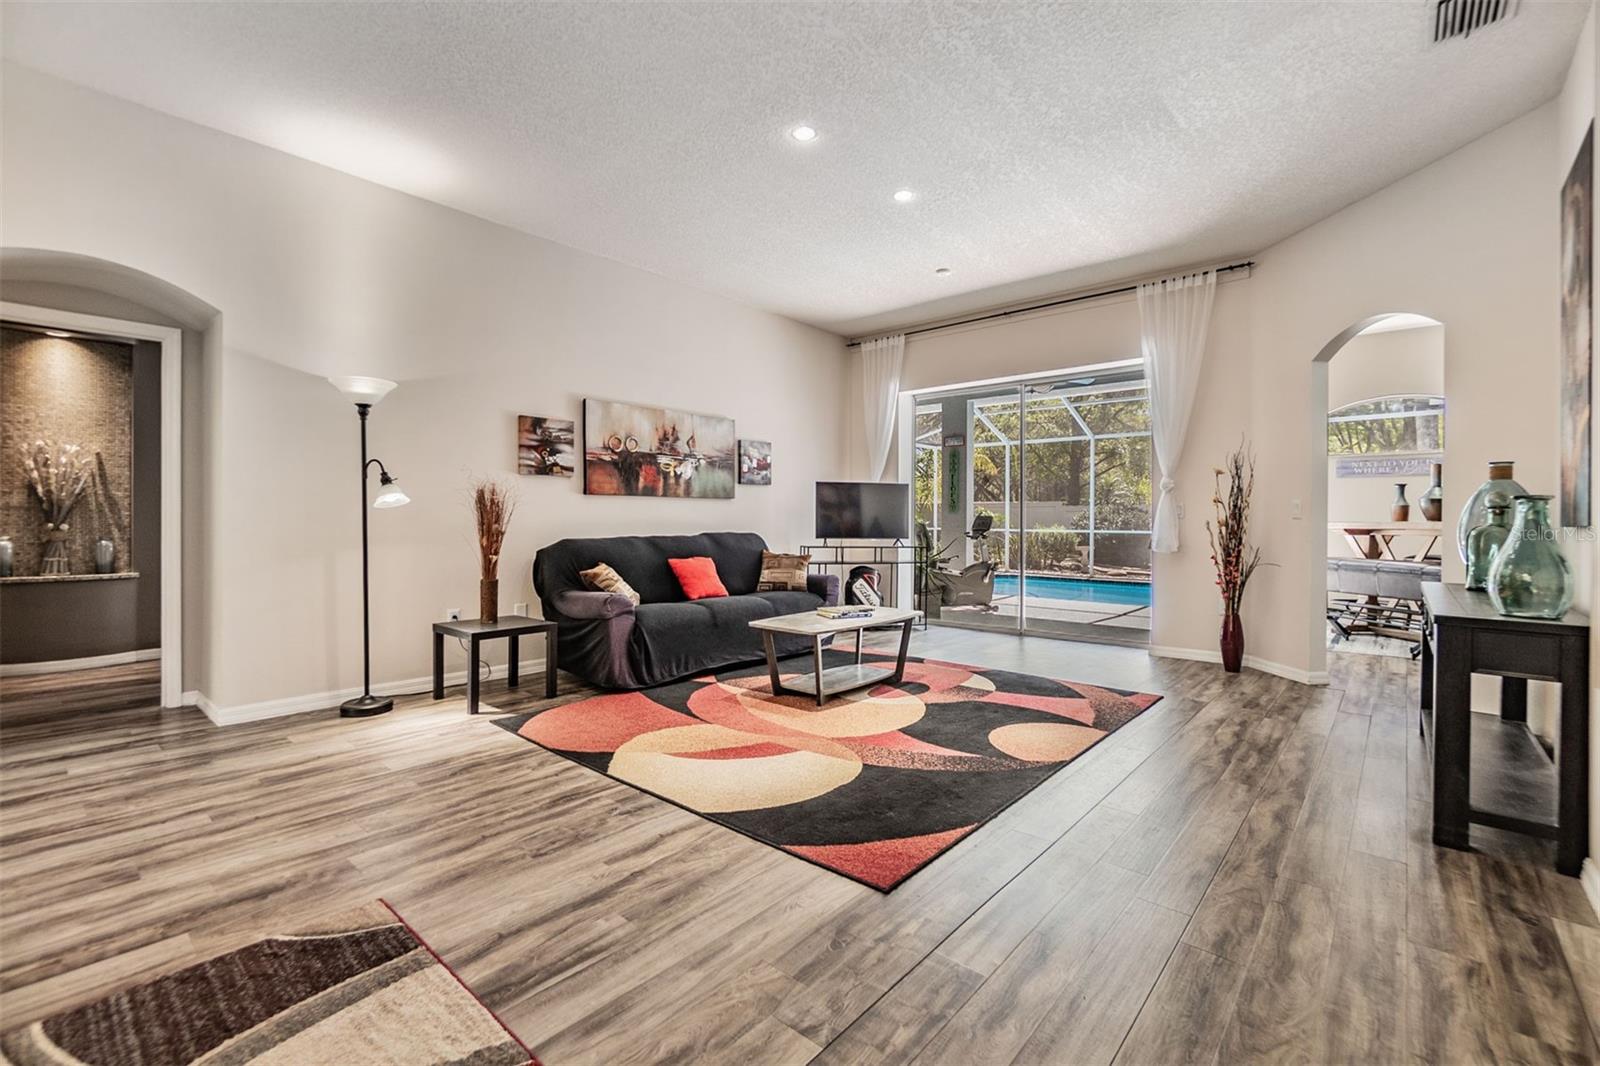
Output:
815 481 911 540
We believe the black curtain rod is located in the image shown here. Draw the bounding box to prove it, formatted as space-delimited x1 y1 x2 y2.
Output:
845 260 1256 348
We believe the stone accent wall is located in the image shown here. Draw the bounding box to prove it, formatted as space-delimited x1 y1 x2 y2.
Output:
0 326 134 576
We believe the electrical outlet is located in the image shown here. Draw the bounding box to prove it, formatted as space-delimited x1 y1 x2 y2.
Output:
513 601 528 617
1175 502 1185 521
447 608 461 622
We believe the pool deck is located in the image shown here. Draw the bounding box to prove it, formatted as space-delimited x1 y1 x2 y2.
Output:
943 592 1151 631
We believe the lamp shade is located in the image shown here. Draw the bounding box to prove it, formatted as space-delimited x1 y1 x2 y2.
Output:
329 376 398 405
373 481 411 509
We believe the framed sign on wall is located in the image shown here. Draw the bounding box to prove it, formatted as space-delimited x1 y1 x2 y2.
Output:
945 448 962 511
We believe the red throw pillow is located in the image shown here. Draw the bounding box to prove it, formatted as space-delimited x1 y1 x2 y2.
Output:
668 556 729 600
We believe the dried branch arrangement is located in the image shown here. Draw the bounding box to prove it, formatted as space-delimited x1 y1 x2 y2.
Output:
22 440 92 574
1206 441 1266 618
472 478 516 582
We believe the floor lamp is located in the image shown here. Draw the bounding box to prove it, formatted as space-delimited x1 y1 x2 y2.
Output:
329 376 411 717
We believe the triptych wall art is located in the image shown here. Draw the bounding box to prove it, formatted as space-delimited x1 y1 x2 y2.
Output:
518 400 772 498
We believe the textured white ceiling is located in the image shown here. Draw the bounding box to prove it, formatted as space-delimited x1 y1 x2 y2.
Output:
2 2 1589 336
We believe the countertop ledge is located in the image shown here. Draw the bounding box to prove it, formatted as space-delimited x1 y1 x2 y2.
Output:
0 572 140 585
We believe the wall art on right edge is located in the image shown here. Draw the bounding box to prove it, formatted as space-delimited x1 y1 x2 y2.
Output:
739 439 771 485
1560 120 1593 526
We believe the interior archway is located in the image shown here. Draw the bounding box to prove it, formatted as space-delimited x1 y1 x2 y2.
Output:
1 247 220 706
1306 312 1446 679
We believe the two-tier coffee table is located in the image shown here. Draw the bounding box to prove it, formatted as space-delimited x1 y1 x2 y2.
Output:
749 606 920 707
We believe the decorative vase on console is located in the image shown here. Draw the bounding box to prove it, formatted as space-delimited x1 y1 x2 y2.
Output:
1457 460 1525 562
94 538 114 574
1488 495 1573 619
1419 462 1444 522
1391 483 1410 522
0 536 12 578
1463 492 1511 591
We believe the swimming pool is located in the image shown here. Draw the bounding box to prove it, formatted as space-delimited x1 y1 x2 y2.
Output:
991 574 1152 606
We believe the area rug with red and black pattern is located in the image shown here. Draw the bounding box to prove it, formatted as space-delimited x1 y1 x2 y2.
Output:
494 650 1161 891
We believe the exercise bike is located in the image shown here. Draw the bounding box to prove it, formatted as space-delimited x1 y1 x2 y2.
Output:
918 515 1000 609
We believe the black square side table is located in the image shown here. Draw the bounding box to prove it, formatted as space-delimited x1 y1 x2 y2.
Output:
432 614 558 713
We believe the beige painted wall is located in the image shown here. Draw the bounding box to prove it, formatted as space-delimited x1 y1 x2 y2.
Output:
1325 325 1445 561
0 64 848 712
854 96 1563 683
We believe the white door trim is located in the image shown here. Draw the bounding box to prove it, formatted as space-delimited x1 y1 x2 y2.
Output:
1 301 184 708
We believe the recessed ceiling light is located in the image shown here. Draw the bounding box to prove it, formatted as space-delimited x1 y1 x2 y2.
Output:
43 329 72 338
893 189 917 203
934 267 952 276
790 125 818 143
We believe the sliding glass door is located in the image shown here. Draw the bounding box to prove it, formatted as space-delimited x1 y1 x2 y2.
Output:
912 367 1153 643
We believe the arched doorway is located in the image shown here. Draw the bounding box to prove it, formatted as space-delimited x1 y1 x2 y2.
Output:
0 248 220 708
1307 312 1445 678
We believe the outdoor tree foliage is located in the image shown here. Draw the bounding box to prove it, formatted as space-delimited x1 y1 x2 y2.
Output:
917 389 1154 575
1327 396 1444 455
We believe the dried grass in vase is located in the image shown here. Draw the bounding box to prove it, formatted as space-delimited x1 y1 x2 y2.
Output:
22 440 93 574
473 478 516 622
1205 441 1268 672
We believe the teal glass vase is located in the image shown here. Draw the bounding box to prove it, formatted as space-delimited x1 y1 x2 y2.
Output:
1464 492 1511 591
1456 460 1526 562
1488 495 1573 619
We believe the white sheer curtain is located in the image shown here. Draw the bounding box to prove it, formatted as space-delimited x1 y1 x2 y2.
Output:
1138 270 1216 553
859 333 905 481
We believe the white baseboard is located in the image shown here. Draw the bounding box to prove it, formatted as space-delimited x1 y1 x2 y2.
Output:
195 657 548 727
0 647 161 677
1147 644 1330 687
1581 860 1600 922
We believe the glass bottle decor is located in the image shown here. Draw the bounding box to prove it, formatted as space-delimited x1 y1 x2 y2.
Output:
1464 492 1511 591
1391 483 1410 522
0 536 11 578
1457 460 1526 562
94 538 115 574
1419 461 1444 522
1488 495 1574 619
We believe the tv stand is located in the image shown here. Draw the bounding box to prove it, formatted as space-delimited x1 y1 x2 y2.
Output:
802 541 926 629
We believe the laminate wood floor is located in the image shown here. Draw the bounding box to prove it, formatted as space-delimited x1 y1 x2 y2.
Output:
3 631 1598 1064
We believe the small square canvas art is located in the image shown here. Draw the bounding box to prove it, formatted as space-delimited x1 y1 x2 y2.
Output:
739 439 772 486
518 415 576 478
583 398 736 498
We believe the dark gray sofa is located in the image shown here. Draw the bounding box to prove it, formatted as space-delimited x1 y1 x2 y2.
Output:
533 531 840 690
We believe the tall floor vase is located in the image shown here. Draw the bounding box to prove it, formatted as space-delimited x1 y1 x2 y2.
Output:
1220 611 1244 673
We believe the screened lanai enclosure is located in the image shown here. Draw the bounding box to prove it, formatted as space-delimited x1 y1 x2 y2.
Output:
912 366 1153 642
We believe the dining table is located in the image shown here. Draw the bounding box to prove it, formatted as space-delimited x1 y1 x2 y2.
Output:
1329 521 1443 563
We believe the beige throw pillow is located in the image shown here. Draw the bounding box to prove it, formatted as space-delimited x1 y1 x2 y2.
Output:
580 562 641 605
757 551 811 592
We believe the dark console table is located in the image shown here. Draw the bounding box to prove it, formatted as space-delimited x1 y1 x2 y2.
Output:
1419 581 1589 875
432 614 557 714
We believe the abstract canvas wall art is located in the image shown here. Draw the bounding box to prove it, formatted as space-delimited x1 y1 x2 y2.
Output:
1560 122 1593 527
583 398 736 498
739 439 772 485
517 415 575 478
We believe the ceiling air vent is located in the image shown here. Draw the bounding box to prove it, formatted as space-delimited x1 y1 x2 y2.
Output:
1434 0 1519 43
